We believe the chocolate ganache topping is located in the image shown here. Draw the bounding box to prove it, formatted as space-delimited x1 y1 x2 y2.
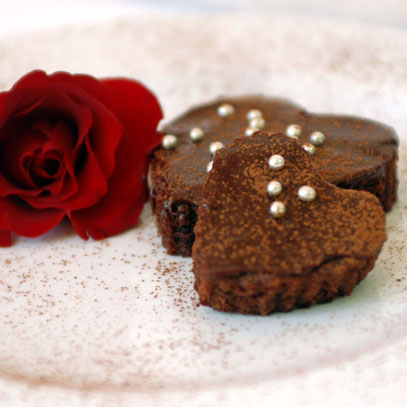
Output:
194 132 386 280
149 96 397 256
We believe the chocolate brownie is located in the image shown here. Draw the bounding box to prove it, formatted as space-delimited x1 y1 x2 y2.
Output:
192 132 386 315
149 96 397 256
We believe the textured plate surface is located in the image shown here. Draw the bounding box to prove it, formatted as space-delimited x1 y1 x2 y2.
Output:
0 14 406 407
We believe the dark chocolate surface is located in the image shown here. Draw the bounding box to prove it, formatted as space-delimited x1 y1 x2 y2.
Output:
150 96 398 207
194 132 386 279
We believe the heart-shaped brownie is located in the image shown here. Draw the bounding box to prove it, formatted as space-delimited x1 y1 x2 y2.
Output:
192 132 386 315
149 96 397 256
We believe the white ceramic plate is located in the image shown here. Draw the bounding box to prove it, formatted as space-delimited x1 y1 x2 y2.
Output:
0 15 406 407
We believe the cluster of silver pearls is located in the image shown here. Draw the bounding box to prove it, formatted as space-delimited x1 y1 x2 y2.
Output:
250 116 265 130
286 124 302 139
245 128 256 137
302 142 316 155
189 127 204 142
217 103 235 117
206 141 224 171
204 103 235 171
268 154 285 170
267 180 282 197
245 109 265 136
247 109 262 121
162 134 177 150
284 125 326 152
309 131 326 146
267 154 286 217
209 141 225 156
298 185 317 202
270 201 286 218
266 153 317 217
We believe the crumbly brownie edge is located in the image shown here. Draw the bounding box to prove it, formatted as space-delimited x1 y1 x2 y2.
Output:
149 188 197 256
192 255 377 315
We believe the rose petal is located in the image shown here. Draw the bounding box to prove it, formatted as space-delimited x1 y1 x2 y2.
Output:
0 91 6 114
25 140 108 211
27 150 64 188
0 229 11 247
68 79 162 240
8 70 48 92
0 71 49 126
69 153 146 240
0 88 92 198
32 121 78 197
101 79 163 156
51 71 119 115
4 75 121 182
17 88 92 154
5 88 118 211
1 70 116 122
0 196 65 238
0 125 47 190
47 83 121 180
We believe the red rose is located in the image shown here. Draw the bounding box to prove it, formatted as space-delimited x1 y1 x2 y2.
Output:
0 70 163 246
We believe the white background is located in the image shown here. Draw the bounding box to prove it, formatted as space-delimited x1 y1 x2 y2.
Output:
0 0 406 38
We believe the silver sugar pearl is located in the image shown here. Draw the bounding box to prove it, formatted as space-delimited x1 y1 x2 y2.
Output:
298 185 317 202
268 154 285 170
286 124 302 139
189 127 204 142
247 109 263 121
209 141 225 156
302 143 316 155
250 116 266 130
245 127 256 137
267 181 282 197
310 131 326 146
162 134 177 150
270 201 286 218
206 161 214 173
217 103 235 117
